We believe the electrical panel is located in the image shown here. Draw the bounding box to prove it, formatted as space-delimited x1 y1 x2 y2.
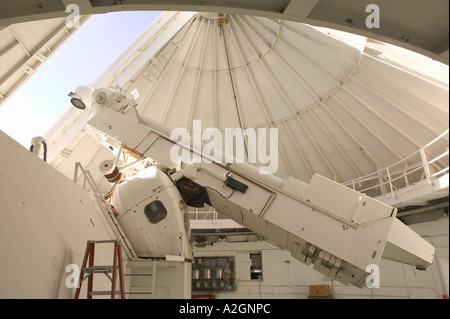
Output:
192 256 236 292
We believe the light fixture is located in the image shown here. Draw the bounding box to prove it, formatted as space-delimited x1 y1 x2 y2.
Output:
70 96 86 109
68 85 94 110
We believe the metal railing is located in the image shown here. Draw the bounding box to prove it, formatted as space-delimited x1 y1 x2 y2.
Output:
73 162 101 195
342 129 449 198
73 162 138 260
188 207 219 221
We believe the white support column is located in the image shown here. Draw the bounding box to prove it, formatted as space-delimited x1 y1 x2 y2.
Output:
420 148 432 183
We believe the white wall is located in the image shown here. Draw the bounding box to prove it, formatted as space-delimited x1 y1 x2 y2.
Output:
126 260 192 299
0 130 118 298
408 217 449 298
193 216 449 299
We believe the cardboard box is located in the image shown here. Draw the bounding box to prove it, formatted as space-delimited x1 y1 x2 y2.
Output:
309 285 330 297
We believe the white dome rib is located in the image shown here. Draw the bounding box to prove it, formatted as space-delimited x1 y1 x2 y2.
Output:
114 13 448 187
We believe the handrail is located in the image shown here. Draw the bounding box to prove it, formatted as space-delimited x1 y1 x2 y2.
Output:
73 162 139 260
73 162 103 198
187 207 219 221
342 129 449 197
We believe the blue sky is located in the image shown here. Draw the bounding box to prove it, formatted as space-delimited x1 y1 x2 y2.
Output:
0 10 161 147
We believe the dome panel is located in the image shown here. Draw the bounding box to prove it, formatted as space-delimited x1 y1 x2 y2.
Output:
276 121 312 182
334 88 418 160
163 68 198 129
283 116 334 180
341 81 420 160
350 65 446 144
230 67 269 128
261 122 293 180
360 57 450 133
246 16 279 50
362 54 449 109
260 49 318 114
184 18 211 71
215 71 242 130
190 72 218 129
345 77 436 150
274 40 339 99
325 95 400 169
197 21 217 73
280 23 357 83
140 63 184 122
169 18 199 67
282 21 364 63
246 61 294 123
311 105 377 179
99 12 448 186
300 110 350 182
226 16 271 66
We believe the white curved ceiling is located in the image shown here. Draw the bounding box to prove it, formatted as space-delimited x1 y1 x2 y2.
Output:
0 0 448 65
112 13 448 185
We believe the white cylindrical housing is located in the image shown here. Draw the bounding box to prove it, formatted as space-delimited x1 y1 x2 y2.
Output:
111 166 192 259
99 159 122 183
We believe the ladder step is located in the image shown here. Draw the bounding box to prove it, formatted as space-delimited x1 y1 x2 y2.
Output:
90 291 122 296
87 239 121 244
89 291 152 296
82 265 115 273
74 239 126 299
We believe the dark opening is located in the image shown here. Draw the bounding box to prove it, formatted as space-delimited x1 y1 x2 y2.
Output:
250 252 263 280
144 200 167 224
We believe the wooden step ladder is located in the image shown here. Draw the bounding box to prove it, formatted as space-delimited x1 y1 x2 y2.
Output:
74 240 126 299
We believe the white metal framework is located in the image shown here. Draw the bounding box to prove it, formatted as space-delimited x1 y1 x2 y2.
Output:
0 15 90 106
0 0 448 65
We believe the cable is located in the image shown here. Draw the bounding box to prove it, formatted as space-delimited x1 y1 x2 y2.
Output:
104 177 124 199
42 141 47 162
29 140 47 162
205 186 234 199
